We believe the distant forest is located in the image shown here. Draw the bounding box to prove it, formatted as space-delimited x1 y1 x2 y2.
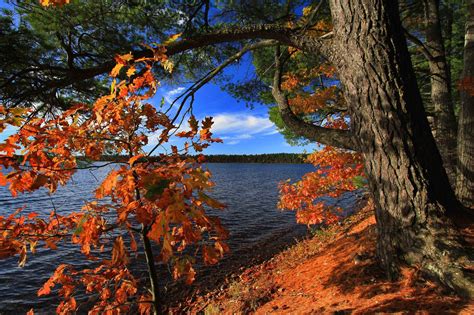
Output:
203 153 308 163
93 153 309 164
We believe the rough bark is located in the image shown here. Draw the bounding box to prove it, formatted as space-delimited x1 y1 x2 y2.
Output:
423 0 458 184
329 0 473 296
457 1 474 208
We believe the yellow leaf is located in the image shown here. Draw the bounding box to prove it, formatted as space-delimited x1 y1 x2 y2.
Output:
163 33 182 45
302 6 312 16
18 245 27 267
162 59 174 73
110 78 117 95
120 53 134 62
126 66 136 77
110 64 124 77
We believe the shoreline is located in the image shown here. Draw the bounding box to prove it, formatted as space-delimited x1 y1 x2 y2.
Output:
161 224 309 309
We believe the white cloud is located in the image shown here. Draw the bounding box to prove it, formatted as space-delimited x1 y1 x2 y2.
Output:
212 113 275 135
144 112 279 147
163 86 186 104
210 113 277 145
263 129 279 136
220 134 253 140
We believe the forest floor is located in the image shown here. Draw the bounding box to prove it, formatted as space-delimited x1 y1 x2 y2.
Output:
176 201 474 314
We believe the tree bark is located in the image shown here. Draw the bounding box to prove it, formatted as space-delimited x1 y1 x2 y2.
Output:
423 0 458 185
329 0 473 296
457 1 474 208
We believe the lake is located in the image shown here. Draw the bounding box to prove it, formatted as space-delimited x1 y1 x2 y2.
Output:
1 163 327 313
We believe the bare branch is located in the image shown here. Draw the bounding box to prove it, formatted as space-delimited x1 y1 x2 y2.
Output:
403 28 435 61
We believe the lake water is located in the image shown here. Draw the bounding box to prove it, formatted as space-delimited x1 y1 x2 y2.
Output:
1 163 327 313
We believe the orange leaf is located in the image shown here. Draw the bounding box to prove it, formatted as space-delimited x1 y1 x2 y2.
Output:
129 154 145 167
27 212 39 219
111 236 128 266
0 172 6 186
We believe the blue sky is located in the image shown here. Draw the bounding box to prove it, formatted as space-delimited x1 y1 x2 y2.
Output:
147 51 317 155
152 81 316 155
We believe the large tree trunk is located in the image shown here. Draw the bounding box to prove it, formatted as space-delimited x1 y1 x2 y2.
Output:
329 0 473 295
423 0 458 185
457 1 474 208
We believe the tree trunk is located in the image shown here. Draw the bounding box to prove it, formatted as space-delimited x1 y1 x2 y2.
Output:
329 0 473 296
423 0 458 185
457 1 474 208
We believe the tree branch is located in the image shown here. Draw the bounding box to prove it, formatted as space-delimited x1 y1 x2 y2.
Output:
272 46 355 150
167 40 278 120
5 24 338 107
403 28 435 61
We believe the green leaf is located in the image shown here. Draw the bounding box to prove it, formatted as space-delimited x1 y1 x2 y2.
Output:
145 179 171 200
74 214 89 236
352 175 367 189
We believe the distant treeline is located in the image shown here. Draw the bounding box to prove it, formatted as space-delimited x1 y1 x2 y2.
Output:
203 153 308 164
90 153 309 164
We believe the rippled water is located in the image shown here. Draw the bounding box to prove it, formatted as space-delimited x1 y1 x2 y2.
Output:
0 163 322 314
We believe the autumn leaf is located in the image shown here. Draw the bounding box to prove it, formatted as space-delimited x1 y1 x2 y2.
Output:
198 192 226 209
39 0 70 7
138 294 153 315
118 53 134 62
18 245 27 267
45 239 58 250
126 66 136 77
30 174 49 190
0 172 6 186
202 245 219 265
111 236 128 266
129 231 138 252
27 212 39 219
110 63 124 77
163 33 182 45
129 154 145 167
96 171 120 198
162 59 174 73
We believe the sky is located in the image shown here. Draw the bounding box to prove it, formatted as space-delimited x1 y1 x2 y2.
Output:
143 50 317 154
152 80 316 155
